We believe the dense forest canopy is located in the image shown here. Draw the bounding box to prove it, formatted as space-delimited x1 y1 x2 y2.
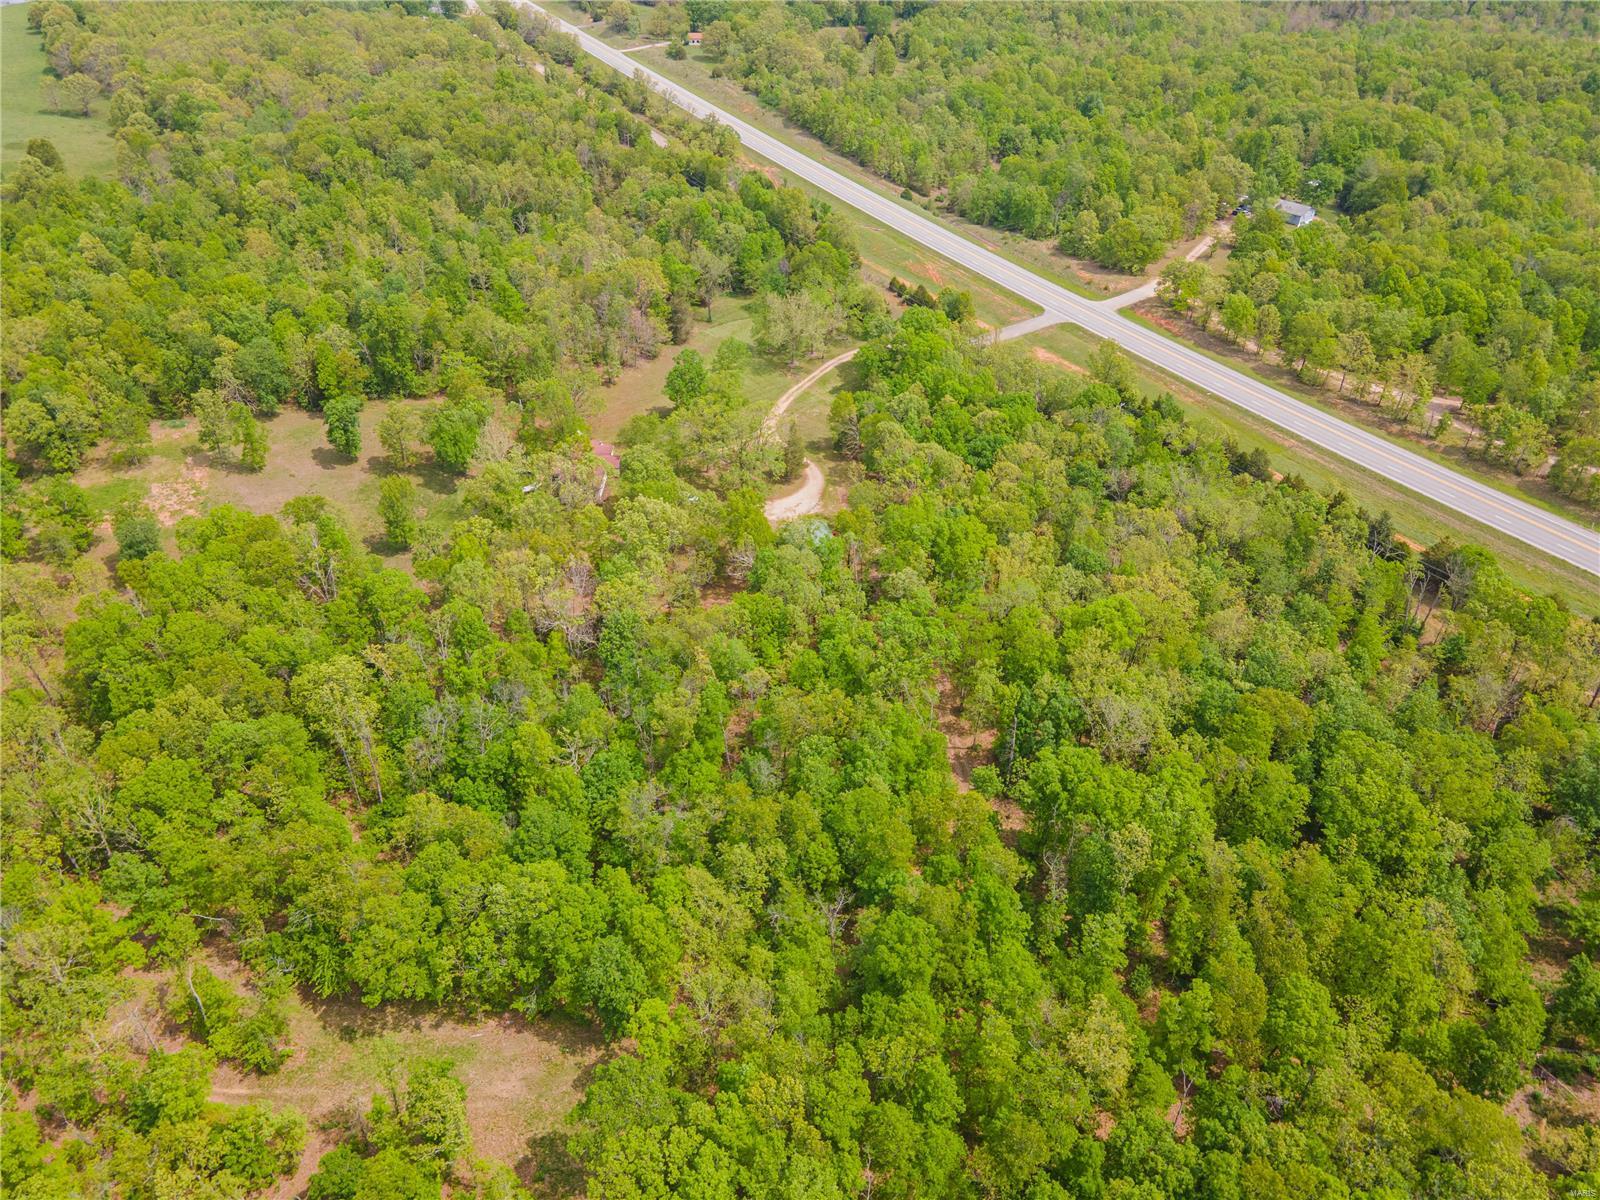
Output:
0 0 883 489
690 0 1600 492
3 3 1600 1200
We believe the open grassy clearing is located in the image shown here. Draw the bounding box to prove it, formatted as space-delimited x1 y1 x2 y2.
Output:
73 398 467 570
782 356 861 448
70 300 847 572
209 996 602 1199
107 955 601 1200
590 294 860 520
763 354 864 518
588 295 789 437
1 3 117 179
1017 324 1600 615
1126 306 1600 531
844 209 1038 330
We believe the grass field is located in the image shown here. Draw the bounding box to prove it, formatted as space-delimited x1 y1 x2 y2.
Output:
74 398 468 571
1018 324 1600 615
70 295 850 574
782 356 861 447
1 3 117 179
588 296 791 437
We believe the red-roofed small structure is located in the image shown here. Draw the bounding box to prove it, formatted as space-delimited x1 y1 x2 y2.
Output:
590 439 621 502
590 439 621 471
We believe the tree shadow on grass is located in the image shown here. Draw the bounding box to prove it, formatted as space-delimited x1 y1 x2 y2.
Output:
301 989 606 1056
364 452 461 498
516 1131 586 1199
362 532 412 558
311 446 355 470
413 459 463 498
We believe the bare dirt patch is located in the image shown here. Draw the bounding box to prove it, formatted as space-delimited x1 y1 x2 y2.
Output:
1164 1097 1193 1139
933 674 995 794
146 462 208 525
738 157 784 187
210 992 604 1198
931 675 1025 840
698 579 743 609
1507 1066 1600 1178
1030 345 1089 376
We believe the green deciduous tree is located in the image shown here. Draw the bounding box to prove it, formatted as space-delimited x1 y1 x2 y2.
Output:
113 505 161 560
325 395 364 459
427 403 483 474
378 475 417 549
756 290 843 366
665 349 709 408
378 405 422 469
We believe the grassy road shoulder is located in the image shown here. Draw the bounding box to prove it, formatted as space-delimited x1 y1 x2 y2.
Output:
1122 309 1600 533
1017 324 1600 614
559 12 1598 586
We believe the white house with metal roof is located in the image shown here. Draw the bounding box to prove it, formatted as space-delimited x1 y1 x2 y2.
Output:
1273 198 1317 227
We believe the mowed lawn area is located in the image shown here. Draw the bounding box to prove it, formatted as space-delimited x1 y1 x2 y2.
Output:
586 295 792 438
1 3 117 179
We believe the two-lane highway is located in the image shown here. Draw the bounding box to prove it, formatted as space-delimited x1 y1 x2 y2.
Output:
528 3 1599 577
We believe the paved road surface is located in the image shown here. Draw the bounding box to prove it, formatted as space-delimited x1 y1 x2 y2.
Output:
530 4 1599 576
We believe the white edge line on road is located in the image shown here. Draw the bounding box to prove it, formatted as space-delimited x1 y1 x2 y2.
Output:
525 2 1599 578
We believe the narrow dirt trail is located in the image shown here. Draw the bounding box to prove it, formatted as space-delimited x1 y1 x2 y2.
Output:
763 349 859 434
762 350 858 523
760 313 1066 524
